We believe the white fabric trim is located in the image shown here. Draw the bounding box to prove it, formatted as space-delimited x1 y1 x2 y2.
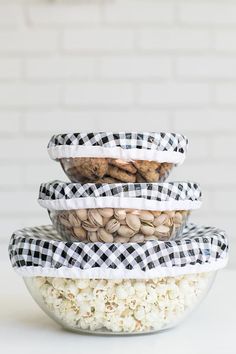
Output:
38 197 202 211
48 145 185 165
15 257 228 279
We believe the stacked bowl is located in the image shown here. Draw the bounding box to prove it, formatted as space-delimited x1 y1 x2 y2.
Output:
9 132 228 335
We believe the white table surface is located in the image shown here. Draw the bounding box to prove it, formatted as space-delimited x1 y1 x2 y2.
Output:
1 245 235 354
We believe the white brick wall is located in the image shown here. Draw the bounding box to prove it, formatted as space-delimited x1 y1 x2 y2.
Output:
0 0 235 269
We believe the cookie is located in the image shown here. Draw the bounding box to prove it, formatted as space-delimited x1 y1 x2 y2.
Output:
133 160 160 182
109 159 137 174
107 165 136 183
72 157 108 181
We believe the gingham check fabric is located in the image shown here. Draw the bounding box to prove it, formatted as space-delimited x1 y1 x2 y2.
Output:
48 132 188 154
39 181 201 202
9 224 228 272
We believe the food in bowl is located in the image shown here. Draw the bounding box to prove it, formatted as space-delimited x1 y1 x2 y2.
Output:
38 181 201 242
47 132 188 183
8 224 228 335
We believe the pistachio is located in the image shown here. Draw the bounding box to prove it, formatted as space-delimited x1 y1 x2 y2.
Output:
153 214 168 226
114 236 128 243
59 213 72 228
125 209 139 214
117 225 135 238
129 234 145 242
97 228 114 242
126 214 141 232
105 219 120 233
87 232 99 242
102 217 111 225
140 224 155 236
98 208 114 218
55 207 187 243
145 235 159 241
75 209 88 221
82 220 99 232
88 209 103 227
173 212 183 224
155 225 170 235
165 211 175 218
73 227 87 240
139 211 154 223
114 209 126 221
68 212 81 227
141 221 153 227
151 211 162 217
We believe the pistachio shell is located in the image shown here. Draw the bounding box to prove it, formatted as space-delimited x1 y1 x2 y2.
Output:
82 220 99 232
97 228 114 242
117 225 135 238
75 209 88 221
140 224 155 236
139 211 154 223
151 211 162 217
59 214 72 228
125 209 139 215
114 209 126 221
173 212 183 224
126 214 141 232
164 218 173 227
114 236 128 243
156 234 170 241
68 213 81 227
105 218 120 233
153 214 168 226
155 225 170 234
102 217 111 225
145 235 159 240
88 209 103 227
87 231 98 242
141 221 153 227
73 227 87 240
165 211 175 218
98 208 114 218
129 234 145 242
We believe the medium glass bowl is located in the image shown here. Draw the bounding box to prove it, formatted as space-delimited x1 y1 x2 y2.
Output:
48 208 190 242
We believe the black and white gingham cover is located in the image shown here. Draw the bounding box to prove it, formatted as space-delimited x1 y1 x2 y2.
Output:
47 132 188 164
38 181 202 211
9 224 228 279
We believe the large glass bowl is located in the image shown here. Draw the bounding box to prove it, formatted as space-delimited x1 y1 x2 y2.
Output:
24 272 215 335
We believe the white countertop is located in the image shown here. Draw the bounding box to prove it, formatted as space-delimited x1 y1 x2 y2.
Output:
1 245 235 354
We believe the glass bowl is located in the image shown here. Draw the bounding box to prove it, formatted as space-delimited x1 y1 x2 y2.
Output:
24 272 215 335
49 208 190 242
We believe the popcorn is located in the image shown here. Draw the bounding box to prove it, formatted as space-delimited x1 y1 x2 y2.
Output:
134 306 146 321
51 277 66 291
116 285 128 300
29 272 212 334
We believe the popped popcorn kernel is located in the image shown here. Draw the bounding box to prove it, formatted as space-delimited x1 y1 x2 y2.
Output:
25 272 213 334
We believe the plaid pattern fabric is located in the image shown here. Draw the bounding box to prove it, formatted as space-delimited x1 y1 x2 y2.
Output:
48 132 188 154
9 224 228 273
39 181 201 202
